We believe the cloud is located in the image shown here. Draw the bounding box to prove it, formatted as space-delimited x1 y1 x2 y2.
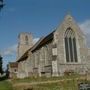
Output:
33 38 40 44
79 19 90 47
1 44 17 56
79 20 90 34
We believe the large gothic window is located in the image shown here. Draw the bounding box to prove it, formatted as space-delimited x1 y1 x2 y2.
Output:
64 27 78 63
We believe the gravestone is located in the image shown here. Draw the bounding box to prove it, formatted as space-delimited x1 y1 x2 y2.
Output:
78 83 90 90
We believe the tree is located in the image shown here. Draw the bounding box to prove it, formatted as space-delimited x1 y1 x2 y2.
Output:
0 55 3 75
5 64 9 78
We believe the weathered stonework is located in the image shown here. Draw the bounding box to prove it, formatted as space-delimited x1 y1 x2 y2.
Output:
17 32 33 59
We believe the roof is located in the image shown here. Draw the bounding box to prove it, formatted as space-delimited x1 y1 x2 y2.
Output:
17 30 55 62
31 30 55 52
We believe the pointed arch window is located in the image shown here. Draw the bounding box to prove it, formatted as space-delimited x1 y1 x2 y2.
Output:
64 27 78 62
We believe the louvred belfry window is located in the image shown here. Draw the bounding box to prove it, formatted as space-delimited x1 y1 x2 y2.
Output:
25 36 28 45
64 27 78 62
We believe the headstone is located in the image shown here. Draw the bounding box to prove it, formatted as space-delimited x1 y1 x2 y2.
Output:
78 83 90 90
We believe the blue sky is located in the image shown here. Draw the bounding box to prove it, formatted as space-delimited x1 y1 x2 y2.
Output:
1 0 90 69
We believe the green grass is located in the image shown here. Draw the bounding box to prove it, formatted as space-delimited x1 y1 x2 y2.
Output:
32 83 65 90
0 75 89 90
0 80 13 90
12 74 81 84
14 79 79 90
33 80 78 90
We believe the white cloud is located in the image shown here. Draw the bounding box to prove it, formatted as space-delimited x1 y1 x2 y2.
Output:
79 19 90 47
79 20 90 34
1 44 17 56
33 38 40 44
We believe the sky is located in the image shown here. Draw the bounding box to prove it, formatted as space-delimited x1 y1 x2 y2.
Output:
0 0 90 69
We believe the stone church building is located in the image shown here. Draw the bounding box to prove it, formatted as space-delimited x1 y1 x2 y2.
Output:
16 15 90 78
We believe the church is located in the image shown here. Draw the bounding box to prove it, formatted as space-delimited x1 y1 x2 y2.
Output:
16 14 90 78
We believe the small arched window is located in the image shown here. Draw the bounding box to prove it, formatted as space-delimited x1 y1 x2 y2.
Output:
64 27 78 62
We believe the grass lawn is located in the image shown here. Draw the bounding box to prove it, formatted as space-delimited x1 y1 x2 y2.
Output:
0 80 13 90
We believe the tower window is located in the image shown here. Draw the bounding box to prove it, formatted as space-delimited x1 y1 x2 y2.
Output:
25 36 28 45
64 28 78 63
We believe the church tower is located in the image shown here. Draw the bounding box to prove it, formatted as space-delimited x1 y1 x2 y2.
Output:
17 32 33 58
